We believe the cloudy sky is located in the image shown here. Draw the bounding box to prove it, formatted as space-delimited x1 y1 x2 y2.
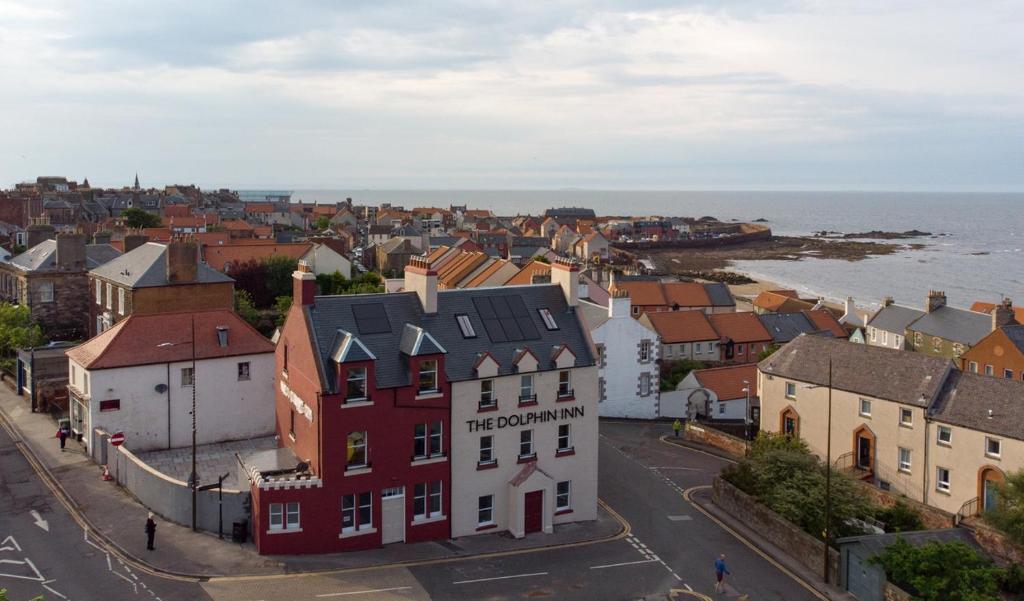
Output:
1 1 1021 190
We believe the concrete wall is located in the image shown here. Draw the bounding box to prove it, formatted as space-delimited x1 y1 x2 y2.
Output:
450 364 599 538
713 477 840 584
73 352 275 453
94 430 250 535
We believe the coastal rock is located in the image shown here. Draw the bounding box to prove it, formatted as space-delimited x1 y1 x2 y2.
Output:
815 229 931 240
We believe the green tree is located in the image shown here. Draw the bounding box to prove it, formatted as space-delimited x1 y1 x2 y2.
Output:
233 290 260 328
873 501 924 533
0 303 45 371
313 216 331 231
264 255 299 300
869 539 1002 601
533 255 550 264
984 468 1024 547
122 207 161 229
758 344 781 361
274 296 293 326
659 359 704 391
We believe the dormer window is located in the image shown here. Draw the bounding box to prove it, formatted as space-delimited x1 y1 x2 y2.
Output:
418 360 438 394
538 308 559 331
456 314 476 338
346 367 368 402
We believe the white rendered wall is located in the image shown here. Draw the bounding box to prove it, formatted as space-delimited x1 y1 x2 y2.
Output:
587 300 660 419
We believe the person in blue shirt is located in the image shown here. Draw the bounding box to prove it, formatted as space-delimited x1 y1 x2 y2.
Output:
714 553 730 593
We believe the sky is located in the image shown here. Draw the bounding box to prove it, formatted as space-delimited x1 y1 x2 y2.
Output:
0 1 1022 191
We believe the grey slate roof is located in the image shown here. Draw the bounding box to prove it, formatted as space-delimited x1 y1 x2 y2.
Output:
909 306 992 345
509 246 548 259
759 335 951 407
392 224 422 236
868 304 925 334
10 240 122 272
1003 324 1024 354
931 370 1024 441
577 299 610 330
704 282 735 307
90 242 234 288
758 313 817 343
306 285 594 391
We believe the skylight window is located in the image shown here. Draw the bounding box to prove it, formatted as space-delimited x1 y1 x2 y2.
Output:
456 314 476 338
538 308 559 331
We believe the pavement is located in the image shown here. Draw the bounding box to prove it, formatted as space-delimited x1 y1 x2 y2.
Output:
1 376 859 600
136 437 278 489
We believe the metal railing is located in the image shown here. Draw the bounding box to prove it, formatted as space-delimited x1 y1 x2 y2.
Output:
957 497 980 523
832 452 854 471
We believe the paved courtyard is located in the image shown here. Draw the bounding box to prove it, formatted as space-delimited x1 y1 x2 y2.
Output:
136 436 278 489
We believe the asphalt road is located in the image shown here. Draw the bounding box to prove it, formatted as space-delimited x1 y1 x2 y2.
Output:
0 421 208 601
3 419 819 601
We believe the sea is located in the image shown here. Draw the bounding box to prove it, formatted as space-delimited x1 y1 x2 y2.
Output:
283 189 1024 312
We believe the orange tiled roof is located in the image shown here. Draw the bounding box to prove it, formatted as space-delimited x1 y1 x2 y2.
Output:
709 312 772 343
970 302 1024 323
163 205 190 218
438 252 488 288
803 310 848 338
693 364 758 401
754 290 815 313
202 242 311 271
222 219 254 231
664 282 712 307
67 310 273 370
644 311 719 343
463 259 510 288
611 281 666 306
505 260 551 286
244 203 275 214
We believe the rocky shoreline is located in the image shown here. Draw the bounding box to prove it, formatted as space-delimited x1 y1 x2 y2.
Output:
813 229 933 239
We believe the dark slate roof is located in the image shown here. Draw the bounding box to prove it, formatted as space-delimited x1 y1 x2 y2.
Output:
10 240 121 272
759 335 951 407
306 285 594 391
868 304 925 334
509 246 548 259
392 223 423 236
429 237 461 249
703 282 735 307
1003 325 1024 354
758 312 817 343
931 370 1024 441
909 306 992 345
398 324 447 356
328 330 376 363
90 243 233 288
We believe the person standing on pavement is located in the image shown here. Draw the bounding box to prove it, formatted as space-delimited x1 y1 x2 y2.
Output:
145 513 157 551
57 423 70 451
673 418 682 438
714 553 731 592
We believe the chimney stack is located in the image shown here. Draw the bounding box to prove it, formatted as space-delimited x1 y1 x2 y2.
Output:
551 257 580 307
609 288 631 319
926 290 946 313
165 240 198 283
55 233 86 270
93 231 112 245
404 256 438 313
26 221 56 249
882 296 894 307
293 259 317 306
992 297 1016 330
124 234 149 253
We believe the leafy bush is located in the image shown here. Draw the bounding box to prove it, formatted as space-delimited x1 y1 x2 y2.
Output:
869 539 1002 601
874 501 924 533
1001 564 1024 594
659 359 704 391
983 468 1024 548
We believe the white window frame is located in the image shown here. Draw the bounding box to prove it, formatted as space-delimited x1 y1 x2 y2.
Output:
519 429 535 459
341 492 373 533
695 342 702 353
899 408 912 427
414 481 443 520
117 287 125 315
429 420 443 457
557 423 572 452
881 331 887 345
38 281 54 303
538 308 559 330
556 480 571 511
785 382 796 399
968 361 978 373
859 398 872 417
736 343 745 355
985 364 994 376
347 431 368 469
418 360 438 394
870 327 877 342
478 494 494 526
898 447 912 473
346 367 368 402
105 282 112 310
269 502 300 531
936 467 951 493
95 280 102 304
986 437 1001 458
895 335 902 348
237 361 251 381
519 375 534 402
181 367 194 387
455 314 476 338
639 372 651 397
479 434 494 465
639 340 651 362
937 425 952 446
1004 369 1014 380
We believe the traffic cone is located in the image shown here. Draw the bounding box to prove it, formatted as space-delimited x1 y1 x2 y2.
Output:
102 465 112 481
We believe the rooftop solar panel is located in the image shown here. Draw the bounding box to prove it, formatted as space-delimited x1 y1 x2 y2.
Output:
499 316 524 341
352 303 391 334
472 297 497 319
481 318 507 342
507 296 530 317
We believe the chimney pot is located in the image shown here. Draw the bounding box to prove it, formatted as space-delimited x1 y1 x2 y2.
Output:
926 290 946 313
293 260 317 306
991 297 1016 330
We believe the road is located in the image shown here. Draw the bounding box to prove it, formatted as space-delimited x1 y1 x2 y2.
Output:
2 419 820 601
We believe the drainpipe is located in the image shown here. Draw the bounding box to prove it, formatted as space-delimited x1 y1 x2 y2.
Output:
166 362 172 449
923 409 931 507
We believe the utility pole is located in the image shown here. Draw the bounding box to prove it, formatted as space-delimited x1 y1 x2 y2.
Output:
823 355 833 584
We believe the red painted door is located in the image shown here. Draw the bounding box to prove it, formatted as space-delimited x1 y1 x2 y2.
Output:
524 490 543 534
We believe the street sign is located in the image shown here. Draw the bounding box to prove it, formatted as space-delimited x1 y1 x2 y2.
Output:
109 432 125 447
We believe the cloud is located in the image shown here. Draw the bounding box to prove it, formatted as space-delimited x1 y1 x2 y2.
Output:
0 0 1021 190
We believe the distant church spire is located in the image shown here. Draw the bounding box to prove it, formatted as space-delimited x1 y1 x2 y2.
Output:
133 173 140 190
82 177 90 188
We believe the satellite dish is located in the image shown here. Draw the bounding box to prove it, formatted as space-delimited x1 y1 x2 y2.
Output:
154 383 168 393
296 461 310 473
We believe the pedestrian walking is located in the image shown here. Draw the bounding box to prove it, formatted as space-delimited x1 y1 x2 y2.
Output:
145 513 157 551
672 418 682 438
714 553 730 593
57 423 70 451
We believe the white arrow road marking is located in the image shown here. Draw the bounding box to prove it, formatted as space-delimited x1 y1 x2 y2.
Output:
30 509 49 532
1 535 22 552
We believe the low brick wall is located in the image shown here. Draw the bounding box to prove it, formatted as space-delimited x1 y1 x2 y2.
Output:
962 517 1024 566
712 477 840 584
883 582 913 601
684 422 748 457
853 480 955 530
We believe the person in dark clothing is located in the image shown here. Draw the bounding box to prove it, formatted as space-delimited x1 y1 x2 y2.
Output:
145 513 157 551
714 553 731 593
58 424 70 451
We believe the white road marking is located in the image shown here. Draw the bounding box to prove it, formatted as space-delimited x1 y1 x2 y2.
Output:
589 559 659 569
30 509 50 532
667 515 692 521
1 535 22 551
453 572 548 585
43 583 68 599
316 587 412 597
649 466 700 471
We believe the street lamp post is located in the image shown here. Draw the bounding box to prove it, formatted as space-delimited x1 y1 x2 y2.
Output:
742 380 751 441
823 356 833 584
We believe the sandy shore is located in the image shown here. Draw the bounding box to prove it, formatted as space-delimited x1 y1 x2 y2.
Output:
724 276 844 313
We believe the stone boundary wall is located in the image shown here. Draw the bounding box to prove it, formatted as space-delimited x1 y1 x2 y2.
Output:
684 422 749 457
853 480 956 530
93 429 250 535
962 516 1024 566
712 477 840 585
883 582 913 601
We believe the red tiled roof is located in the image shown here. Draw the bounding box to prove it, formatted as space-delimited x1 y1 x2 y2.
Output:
505 260 551 286
694 364 758 401
612 281 666 306
244 203 275 214
970 302 1024 323
202 242 311 271
66 310 274 370
664 282 712 307
163 205 190 218
142 227 173 242
709 312 772 343
803 310 848 338
754 290 815 313
222 219 254 231
644 311 719 343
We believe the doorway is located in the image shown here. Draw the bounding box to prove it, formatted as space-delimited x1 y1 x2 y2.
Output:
980 468 1004 513
381 486 405 544
857 435 872 470
524 490 543 534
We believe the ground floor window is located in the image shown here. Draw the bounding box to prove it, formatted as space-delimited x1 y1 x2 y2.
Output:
478 494 494 526
556 481 571 511
269 502 300 531
414 481 443 520
936 467 951 493
341 492 373 533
